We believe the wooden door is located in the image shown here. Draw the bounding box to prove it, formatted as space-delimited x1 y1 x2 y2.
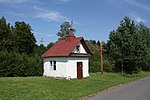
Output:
77 62 83 79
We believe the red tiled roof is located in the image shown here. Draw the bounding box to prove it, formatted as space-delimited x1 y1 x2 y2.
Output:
42 34 92 58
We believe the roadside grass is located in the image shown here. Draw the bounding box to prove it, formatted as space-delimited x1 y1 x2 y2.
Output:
0 71 150 100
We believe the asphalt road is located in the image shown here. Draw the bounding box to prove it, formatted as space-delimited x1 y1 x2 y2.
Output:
86 76 150 100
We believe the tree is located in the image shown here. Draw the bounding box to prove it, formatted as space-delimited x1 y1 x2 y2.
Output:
0 17 36 54
87 40 100 72
56 21 75 40
13 21 36 54
0 16 12 51
137 23 150 71
87 40 114 73
0 51 43 77
97 40 100 47
46 42 54 50
33 44 46 56
0 17 43 77
107 16 149 74
89 40 96 44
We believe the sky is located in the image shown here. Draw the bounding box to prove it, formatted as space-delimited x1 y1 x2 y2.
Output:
0 0 150 45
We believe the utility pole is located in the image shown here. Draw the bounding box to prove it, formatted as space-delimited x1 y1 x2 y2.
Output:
98 41 103 74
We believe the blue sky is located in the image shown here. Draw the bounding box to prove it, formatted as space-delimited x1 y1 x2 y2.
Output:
0 0 150 45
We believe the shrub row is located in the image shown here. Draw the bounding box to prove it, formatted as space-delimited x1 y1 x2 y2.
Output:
0 51 43 77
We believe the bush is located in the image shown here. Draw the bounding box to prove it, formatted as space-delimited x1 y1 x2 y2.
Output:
103 59 114 72
0 51 43 77
89 61 100 73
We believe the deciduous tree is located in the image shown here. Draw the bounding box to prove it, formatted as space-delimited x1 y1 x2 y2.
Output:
56 21 75 40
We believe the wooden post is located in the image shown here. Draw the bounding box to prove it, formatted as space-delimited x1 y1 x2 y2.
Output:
100 42 103 74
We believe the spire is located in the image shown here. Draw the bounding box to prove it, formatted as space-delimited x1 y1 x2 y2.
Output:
66 20 76 40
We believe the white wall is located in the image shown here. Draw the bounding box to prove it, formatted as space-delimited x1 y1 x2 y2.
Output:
43 57 89 79
67 57 89 79
72 42 87 54
43 57 67 78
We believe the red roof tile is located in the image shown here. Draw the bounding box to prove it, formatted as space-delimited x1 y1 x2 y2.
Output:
42 34 92 58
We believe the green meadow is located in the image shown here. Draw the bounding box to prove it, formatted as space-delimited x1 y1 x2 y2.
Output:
0 72 150 100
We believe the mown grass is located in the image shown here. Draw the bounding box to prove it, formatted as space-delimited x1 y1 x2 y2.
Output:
0 72 150 100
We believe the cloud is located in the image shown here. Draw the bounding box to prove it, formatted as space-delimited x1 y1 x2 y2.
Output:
0 0 27 4
33 5 46 12
125 0 150 11
33 31 54 37
0 0 42 5
54 0 71 4
58 0 70 2
56 0 70 3
33 5 70 22
36 12 68 22
128 13 146 23
135 16 146 23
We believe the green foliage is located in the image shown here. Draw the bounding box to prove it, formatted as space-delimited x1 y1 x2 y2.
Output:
97 40 100 47
137 23 150 71
103 59 114 72
87 40 114 73
0 16 12 51
87 40 100 72
56 21 75 39
90 59 100 72
0 17 36 54
0 16 43 77
0 51 43 77
13 21 36 54
107 16 150 73
46 42 54 50
33 44 46 56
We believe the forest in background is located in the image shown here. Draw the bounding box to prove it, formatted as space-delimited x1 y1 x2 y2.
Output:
0 16 150 77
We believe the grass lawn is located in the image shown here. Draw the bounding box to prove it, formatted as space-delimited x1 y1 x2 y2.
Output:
0 72 150 100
